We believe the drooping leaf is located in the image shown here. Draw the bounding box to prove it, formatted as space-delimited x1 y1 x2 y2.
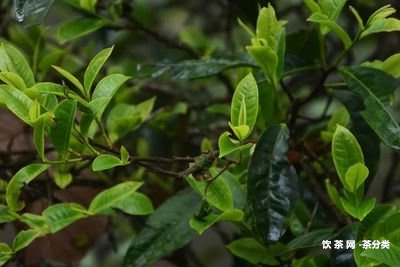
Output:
6 164 50 211
42 203 88 233
340 67 400 150
189 209 243 234
49 99 77 159
248 124 298 244
89 182 152 215
58 18 106 43
0 43 35 87
92 154 126 172
226 238 279 265
123 190 201 267
84 46 113 95
332 125 364 184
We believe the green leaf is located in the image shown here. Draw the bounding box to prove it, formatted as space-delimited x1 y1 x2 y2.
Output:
42 203 88 233
52 65 85 96
332 125 364 184
0 43 35 87
349 6 365 35
381 53 400 78
218 131 253 158
84 46 113 95
33 114 47 161
120 146 130 164
256 5 285 49
92 154 126 171
361 242 400 266
58 18 106 43
325 179 345 213
362 6 400 39
0 72 27 90
20 213 48 230
345 163 369 192
89 182 153 215
12 229 42 252
319 0 347 21
80 0 97 13
284 228 335 253
247 45 278 84
248 124 298 244
0 205 19 223
123 190 201 267
330 224 361 266
340 66 400 150
307 13 352 49
0 243 13 266
230 73 258 140
226 238 279 265
140 57 256 80
6 164 50 211
54 168 73 189
0 85 33 124
49 99 77 159
341 197 375 221
190 209 243 234
185 173 233 212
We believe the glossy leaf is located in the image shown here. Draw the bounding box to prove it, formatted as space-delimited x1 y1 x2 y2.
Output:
92 154 126 172
284 228 335 253
89 182 152 215
248 124 298 244
42 203 88 233
226 238 279 265
6 164 50 211
345 163 369 192
340 67 400 150
58 18 106 43
330 224 361 266
0 43 35 87
332 125 364 184
49 99 77 159
84 46 113 95
123 190 201 267
190 209 243 234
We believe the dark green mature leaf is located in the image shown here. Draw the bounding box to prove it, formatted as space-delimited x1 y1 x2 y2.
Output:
49 99 77 159
340 67 400 150
248 124 298 244
284 228 335 253
0 43 35 87
58 18 106 43
123 190 201 267
330 224 361 267
140 57 256 80
0 85 33 124
226 238 279 265
42 203 87 233
6 164 50 211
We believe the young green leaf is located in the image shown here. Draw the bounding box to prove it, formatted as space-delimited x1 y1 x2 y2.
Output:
332 125 364 184
190 209 243 234
92 154 126 171
248 124 298 244
341 197 375 221
345 163 369 192
361 243 400 266
256 5 285 49
12 229 43 252
0 85 33 124
325 179 345 213
42 203 88 233
89 182 153 215
0 243 13 266
92 73 130 100
6 164 50 211
0 72 27 90
0 205 19 223
20 213 48 230
226 238 279 265
52 65 85 96
84 46 114 95
80 0 97 13
58 18 106 43
0 43 35 87
230 73 258 140
218 131 253 158
33 114 47 161
49 99 77 159
54 168 73 189
120 146 130 164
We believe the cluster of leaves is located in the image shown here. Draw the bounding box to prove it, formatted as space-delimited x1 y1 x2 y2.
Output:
2 0 400 266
